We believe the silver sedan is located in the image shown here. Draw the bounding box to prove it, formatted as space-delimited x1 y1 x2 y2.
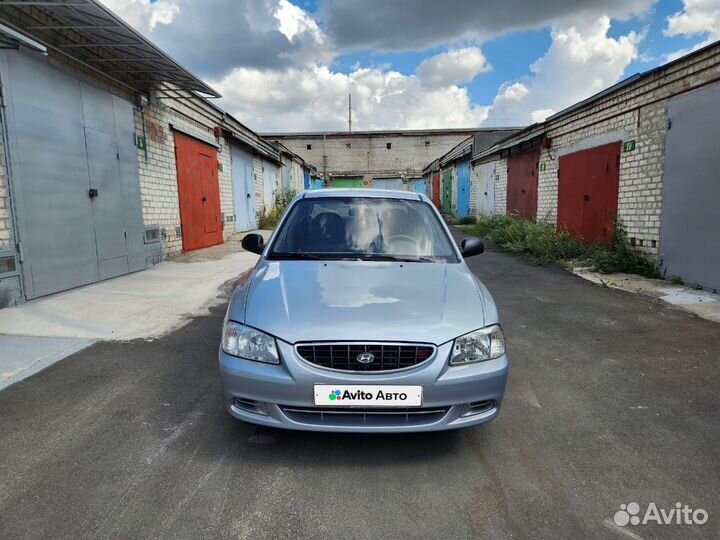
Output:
219 189 508 432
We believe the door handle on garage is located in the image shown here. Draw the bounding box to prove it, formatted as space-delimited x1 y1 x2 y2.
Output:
89 188 99 199
584 194 590 201
246 193 251 198
202 196 207 202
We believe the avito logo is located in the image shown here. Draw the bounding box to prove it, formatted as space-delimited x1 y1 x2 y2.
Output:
328 389 409 401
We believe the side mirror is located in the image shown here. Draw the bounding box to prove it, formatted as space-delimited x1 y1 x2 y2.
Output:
242 233 265 255
460 237 484 257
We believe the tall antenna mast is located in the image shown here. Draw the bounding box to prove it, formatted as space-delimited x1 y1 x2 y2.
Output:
348 93 352 132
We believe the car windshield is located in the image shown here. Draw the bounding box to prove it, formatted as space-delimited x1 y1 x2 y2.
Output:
269 197 458 262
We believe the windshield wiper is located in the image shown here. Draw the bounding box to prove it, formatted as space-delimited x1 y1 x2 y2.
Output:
269 252 329 260
355 254 436 263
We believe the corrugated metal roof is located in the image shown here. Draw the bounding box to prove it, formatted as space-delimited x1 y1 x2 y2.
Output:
439 136 473 167
0 0 219 98
471 124 546 162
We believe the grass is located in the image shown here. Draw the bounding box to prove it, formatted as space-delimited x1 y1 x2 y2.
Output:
463 215 660 278
258 188 296 229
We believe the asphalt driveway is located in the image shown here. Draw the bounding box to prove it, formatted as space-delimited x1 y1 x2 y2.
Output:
0 231 718 539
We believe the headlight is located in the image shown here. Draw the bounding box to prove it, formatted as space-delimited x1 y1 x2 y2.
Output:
450 325 505 365
222 321 280 364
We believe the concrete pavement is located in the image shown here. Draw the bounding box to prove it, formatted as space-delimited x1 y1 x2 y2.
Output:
0 231 717 539
0 233 261 391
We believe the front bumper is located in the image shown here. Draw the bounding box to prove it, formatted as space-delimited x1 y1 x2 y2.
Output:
218 341 508 433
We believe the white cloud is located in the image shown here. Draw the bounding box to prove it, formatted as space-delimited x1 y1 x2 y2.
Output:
416 47 491 88
664 0 720 60
531 108 555 122
101 0 178 33
666 0 720 37
275 0 325 43
485 16 641 125
213 65 489 132
100 1 653 131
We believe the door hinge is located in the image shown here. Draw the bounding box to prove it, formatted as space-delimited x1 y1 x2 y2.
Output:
667 118 672 130
0 83 5 108
16 241 24 263
117 152 120 160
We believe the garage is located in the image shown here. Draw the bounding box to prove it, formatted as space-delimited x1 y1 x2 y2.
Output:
230 143 257 232
372 177 403 190
330 176 363 188
431 172 441 207
456 160 471 217
660 83 720 290
475 161 496 217
441 169 452 213
506 149 539 220
410 178 427 196
174 131 223 252
262 158 279 211
0 49 145 299
557 142 620 245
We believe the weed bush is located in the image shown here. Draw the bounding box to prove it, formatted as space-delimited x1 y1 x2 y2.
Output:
258 188 297 229
465 215 659 278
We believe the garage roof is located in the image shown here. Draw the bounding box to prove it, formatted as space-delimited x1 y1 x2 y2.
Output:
0 0 219 98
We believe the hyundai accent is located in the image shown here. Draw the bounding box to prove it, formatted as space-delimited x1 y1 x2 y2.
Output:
219 189 508 432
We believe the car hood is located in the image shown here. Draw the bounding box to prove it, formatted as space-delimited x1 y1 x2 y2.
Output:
236 260 488 345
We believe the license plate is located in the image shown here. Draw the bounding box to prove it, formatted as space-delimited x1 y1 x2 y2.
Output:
314 385 422 407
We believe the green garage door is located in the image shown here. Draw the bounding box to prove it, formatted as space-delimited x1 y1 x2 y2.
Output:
441 170 453 213
331 176 364 188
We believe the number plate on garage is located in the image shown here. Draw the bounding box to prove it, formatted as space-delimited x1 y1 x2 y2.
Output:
314 385 422 407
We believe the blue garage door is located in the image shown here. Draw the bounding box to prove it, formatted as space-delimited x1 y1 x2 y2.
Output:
456 160 471 218
410 178 427 196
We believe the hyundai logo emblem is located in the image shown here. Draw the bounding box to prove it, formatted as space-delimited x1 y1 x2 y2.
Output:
356 352 375 364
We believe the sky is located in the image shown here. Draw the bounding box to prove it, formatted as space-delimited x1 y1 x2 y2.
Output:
100 0 720 132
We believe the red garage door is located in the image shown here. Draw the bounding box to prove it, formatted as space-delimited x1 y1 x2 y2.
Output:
507 149 539 220
174 131 223 251
431 172 441 208
557 142 620 245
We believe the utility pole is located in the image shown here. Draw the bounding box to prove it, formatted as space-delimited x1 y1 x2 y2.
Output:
348 93 352 132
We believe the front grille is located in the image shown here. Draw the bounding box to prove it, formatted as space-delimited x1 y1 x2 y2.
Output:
280 405 449 427
295 343 435 372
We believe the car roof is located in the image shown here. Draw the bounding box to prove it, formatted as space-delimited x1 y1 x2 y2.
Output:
301 188 424 201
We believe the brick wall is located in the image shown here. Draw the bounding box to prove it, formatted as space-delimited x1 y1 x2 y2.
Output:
252 154 264 219
135 100 237 257
491 157 509 215
267 132 472 179
217 135 234 234
0 131 11 249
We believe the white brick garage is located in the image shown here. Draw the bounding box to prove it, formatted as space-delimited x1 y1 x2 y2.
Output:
471 41 720 287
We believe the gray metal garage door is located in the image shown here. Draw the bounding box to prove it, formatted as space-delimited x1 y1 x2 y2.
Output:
0 50 145 299
231 143 257 232
660 83 720 291
475 161 496 217
372 177 404 190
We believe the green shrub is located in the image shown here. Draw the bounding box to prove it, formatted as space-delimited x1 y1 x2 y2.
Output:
258 188 296 229
456 216 477 225
464 215 660 278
